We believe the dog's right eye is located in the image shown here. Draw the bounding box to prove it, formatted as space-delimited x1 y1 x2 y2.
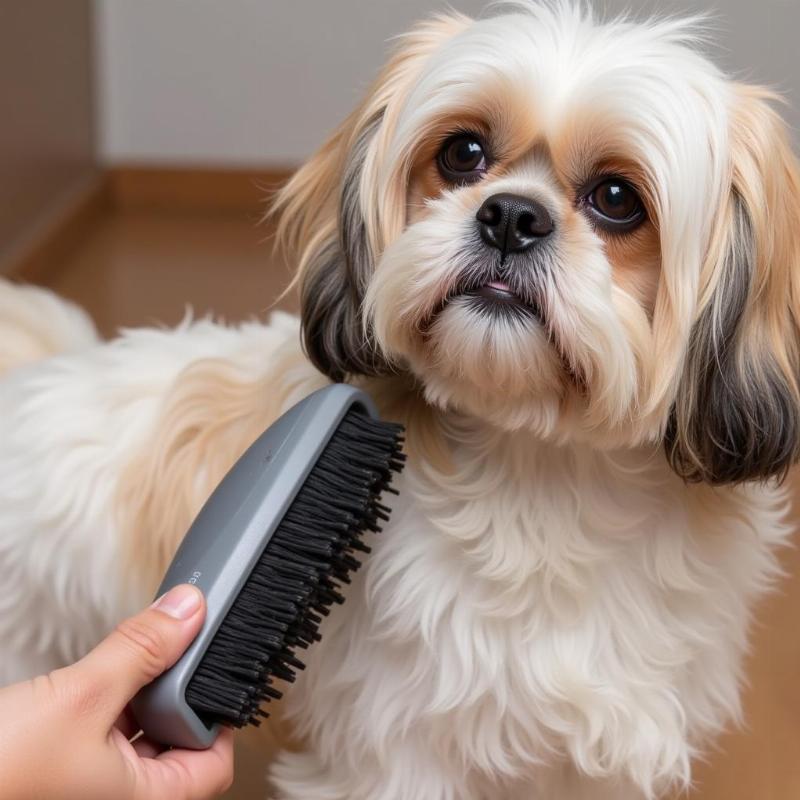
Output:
437 133 489 184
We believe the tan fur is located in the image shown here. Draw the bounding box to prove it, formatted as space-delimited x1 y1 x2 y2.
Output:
117 347 327 595
116 352 452 599
727 85 800 399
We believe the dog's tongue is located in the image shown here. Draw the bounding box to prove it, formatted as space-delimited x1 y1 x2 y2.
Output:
487 280 512 292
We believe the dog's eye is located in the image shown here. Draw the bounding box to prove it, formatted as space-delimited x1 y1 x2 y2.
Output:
582 178 645 232
437 133 489 184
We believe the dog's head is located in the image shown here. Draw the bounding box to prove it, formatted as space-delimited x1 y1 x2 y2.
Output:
274 1 800 485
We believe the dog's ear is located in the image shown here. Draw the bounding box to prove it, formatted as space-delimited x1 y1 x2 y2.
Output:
271 14 469 381
276 108 387 382
665 86 800 484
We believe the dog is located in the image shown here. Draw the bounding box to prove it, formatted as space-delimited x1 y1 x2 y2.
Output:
2 2 799 797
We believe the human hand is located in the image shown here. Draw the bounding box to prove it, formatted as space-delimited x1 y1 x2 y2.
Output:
0 584 234 800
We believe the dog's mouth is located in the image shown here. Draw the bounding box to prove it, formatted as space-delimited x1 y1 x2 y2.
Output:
424 278 542 330
463 280 539 317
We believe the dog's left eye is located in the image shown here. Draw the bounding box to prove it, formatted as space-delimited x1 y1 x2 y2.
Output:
582 178 645 232
437 133 489 184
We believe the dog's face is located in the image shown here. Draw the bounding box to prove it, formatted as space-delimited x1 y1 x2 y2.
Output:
276 2 800 484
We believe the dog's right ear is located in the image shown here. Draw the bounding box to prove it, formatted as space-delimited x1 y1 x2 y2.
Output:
271 14 470 382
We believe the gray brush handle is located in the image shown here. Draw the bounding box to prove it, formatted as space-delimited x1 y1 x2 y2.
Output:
131 383 377 749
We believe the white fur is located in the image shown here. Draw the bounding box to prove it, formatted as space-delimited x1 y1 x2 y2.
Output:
0 300 299 680
271 435 787 799
0 280 97 376
0 3 796 799
0 278 789 798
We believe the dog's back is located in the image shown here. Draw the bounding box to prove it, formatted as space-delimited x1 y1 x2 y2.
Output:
0 279 98 377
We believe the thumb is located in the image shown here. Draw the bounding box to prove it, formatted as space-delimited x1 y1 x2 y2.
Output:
72 584 205 720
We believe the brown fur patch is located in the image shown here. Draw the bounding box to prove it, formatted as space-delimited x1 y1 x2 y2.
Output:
117 346 327 596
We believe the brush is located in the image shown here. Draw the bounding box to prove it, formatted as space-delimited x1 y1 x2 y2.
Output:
131 383 405 749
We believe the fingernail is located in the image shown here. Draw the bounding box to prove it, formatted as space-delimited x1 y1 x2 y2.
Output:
153 584 202 620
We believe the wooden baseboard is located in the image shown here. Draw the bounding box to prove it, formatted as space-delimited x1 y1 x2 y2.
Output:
2 173 110 283
108 166 294 213
3 165 296 282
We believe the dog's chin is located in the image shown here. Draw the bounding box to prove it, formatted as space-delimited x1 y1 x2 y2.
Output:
405 294 573 433
422 281 557 384
426 289 544 352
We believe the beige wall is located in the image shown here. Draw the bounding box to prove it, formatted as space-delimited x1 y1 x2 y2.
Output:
94 0 799 166
0 1 96 269
93 0 487 165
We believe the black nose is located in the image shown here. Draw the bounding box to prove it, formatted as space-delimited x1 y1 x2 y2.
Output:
476 193 554 254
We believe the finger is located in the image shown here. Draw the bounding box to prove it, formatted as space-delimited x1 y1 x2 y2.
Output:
142 727 235 800
130 733 163 759
71 584 205 719
116 706 141 740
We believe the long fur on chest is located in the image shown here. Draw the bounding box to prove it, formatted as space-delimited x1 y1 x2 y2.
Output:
282 415 789 796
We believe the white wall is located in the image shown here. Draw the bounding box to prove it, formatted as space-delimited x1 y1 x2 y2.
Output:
93 0 486 165
94 0 799 166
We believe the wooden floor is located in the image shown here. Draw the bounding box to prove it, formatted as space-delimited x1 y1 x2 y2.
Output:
45 209 296 336
33 204 800 799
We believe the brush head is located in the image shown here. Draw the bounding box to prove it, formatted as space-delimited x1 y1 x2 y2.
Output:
183 407 404 729
131 384 406 749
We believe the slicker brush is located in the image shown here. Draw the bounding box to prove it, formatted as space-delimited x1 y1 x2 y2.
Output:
132 384 405 748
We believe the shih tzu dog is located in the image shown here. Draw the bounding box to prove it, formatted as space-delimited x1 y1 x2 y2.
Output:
1 2 799 798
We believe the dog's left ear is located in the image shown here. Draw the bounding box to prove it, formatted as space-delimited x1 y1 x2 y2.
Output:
271 14 470 382
666 86 800 485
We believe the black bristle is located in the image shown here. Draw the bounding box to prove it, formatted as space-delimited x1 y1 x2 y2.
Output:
184 408 405 729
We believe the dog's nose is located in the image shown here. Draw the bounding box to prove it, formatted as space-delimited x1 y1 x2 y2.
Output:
476 193 554 254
